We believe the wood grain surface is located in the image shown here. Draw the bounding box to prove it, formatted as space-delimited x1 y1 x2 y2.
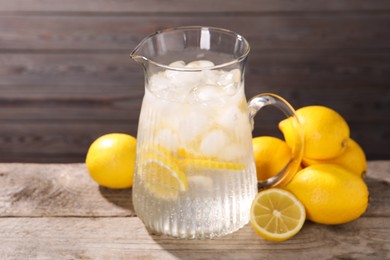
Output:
0 163 134 217
0 1 389 162
0 161 389 259
0 217 389 259
0 161 388 217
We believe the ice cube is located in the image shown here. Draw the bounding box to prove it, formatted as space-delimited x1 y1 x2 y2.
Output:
169 60 186 68
217 69 241 96
203 69 222 85
148 68 199 101
155 128 180 152
180 111 211 143
149 73 173 93
165 70 202 90
186 60 215 69
216 105 243 129
199 129 229 157
230 69 241 83
164 69 181 81
217 143 245 161
188 84 226 104
187 175 213 191
217 71 234 86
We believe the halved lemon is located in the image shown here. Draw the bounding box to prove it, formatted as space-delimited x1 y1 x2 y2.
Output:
142 154 188 200
250 188 305 242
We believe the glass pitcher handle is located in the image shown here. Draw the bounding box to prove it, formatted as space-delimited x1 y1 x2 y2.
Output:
248 93 304 190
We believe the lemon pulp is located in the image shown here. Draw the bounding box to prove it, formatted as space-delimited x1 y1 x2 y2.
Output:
142 153 188 200
250 188 305 242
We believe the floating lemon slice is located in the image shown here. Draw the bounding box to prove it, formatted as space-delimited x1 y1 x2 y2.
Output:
177 148 245 170
142 153 188 200
140 145 244 199
250 188 305 242
182 158 245 170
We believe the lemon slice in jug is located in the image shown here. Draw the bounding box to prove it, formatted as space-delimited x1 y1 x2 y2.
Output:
142 153 188 200
177 149 245 170
183 158 245 170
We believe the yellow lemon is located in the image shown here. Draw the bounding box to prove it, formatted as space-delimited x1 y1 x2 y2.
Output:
142 152 188 200
250 188 306 242
252 136 292 181
285 164 369 224
86 133 136 189
302 138 367 177
279 106 350 160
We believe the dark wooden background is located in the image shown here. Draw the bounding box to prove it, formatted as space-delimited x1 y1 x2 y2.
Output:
1 0 389 162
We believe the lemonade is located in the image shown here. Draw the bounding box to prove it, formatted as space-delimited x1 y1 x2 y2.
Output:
131 27 304 240
132 60 258 239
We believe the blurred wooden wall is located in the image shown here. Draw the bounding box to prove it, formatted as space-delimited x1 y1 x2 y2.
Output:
1 0 389 162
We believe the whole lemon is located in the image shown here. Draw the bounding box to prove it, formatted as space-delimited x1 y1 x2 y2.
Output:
285 164 369 224
302 138 367 177
86 133 136 189
279 106 350 160
252 136 292 181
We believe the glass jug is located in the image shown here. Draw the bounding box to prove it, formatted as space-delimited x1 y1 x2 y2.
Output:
130 26 303 239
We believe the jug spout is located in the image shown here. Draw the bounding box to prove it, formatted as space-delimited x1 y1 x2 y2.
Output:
130 54 148 66
130 31 156 67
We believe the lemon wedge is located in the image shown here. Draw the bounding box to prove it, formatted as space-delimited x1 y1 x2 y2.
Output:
250 188 305 242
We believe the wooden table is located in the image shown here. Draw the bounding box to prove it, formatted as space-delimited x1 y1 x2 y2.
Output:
0 161 389 259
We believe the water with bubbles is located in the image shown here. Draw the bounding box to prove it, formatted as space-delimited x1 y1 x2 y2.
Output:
132 60 257 239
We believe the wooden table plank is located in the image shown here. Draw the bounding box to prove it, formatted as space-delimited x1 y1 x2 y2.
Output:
0 161 389 259
0 163 134 217
0 217 389 259
0 161 388 217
